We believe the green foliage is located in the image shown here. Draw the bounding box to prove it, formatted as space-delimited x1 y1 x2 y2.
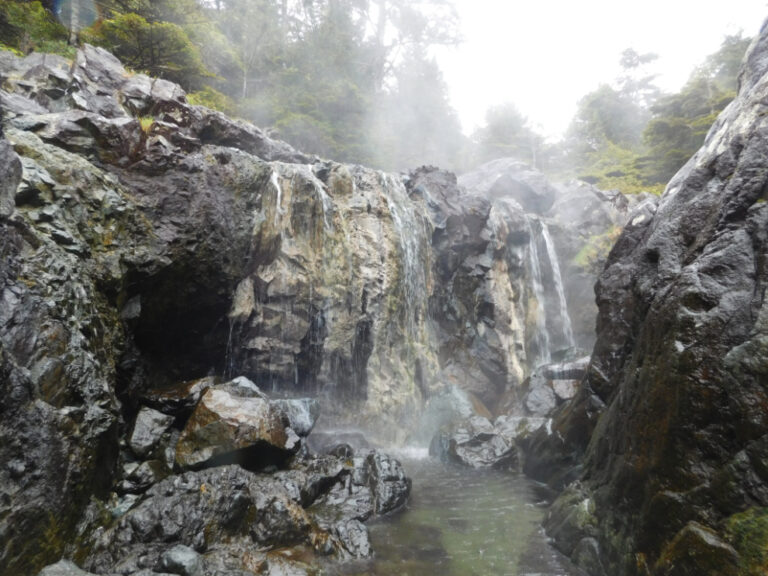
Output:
187 86 236 115
0 0 71 55
573 225 622 273
82 12 209 89
725 507 768 576
640 34 750 184
549 36 749 195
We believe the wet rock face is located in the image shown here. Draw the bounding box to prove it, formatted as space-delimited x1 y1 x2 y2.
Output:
541 23 768 576
0 44 419 574
411 167 531 409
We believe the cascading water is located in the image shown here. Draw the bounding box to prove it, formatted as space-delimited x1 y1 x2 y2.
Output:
526 217 576 365
541 222 575 349
270 170 282 225
378 171 431 341
526 217 552 366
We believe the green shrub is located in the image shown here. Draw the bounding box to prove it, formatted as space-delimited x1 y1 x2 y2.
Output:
187 86 235 115
81 12 209 89
0 0 71 55
725 507 768 576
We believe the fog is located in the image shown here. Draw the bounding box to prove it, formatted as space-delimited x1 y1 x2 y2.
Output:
438 0 767 139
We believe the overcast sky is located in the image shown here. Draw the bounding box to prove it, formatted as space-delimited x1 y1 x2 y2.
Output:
435 1 767 139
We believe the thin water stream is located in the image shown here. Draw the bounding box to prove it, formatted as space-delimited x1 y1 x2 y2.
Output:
328 454 582 576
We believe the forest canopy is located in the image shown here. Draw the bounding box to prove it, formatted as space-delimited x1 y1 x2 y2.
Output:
0 0 752 189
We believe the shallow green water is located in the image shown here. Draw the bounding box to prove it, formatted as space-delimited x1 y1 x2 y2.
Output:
329 453 582 576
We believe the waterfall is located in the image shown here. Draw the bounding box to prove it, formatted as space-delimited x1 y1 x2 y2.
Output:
379 172 429 339
527 218 576 366
527 218 551 366
270 170 282 225
541 222 575 349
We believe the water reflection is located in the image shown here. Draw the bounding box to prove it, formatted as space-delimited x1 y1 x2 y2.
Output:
327 456 582 576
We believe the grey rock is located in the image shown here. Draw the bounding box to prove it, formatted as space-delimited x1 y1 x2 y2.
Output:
430 415 518 470
157 544 202 576
174 387 299 470
535 19 768 575
273 398 320 437
0 138 21 218
552 379 579 402
459 157 558 215
141 378 217 416
524 375 557 416
214 375 267 399
129 407 175 458
37 560 97 576
120 459 169 493
310 450 410 526
364 451 411 514
331 519 371 558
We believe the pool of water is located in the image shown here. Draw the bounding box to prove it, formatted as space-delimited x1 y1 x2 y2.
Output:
327 453 583 576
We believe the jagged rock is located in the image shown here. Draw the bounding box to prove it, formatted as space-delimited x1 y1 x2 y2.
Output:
272 398 320 437
141 377 218 416
552 379 579 402
364 451 411 514
84 465 340 572
0 137 21 218
119 460 170 494
306 431 371 455
524 374 558 416
571 537 606 576
310 450 410 525
536 20 768 576
129 407 175 458
430 415 518 470
328 520 370 558
216 375 268 399
174 387 299 470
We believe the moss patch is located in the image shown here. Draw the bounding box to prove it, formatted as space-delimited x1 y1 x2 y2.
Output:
725 507 768 576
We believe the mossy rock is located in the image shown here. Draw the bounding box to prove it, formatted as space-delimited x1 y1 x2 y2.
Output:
725 507 768 576
656 522 740 576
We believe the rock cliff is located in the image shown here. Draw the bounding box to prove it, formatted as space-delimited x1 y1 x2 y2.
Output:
532 20 768 576
0 44 637 574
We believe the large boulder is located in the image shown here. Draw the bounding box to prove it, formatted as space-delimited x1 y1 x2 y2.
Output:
539 22 768 576
430 415 518 470
174 386 299 470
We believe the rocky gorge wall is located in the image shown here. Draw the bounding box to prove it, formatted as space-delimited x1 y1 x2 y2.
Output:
529 20 768 576
0 44 644 574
